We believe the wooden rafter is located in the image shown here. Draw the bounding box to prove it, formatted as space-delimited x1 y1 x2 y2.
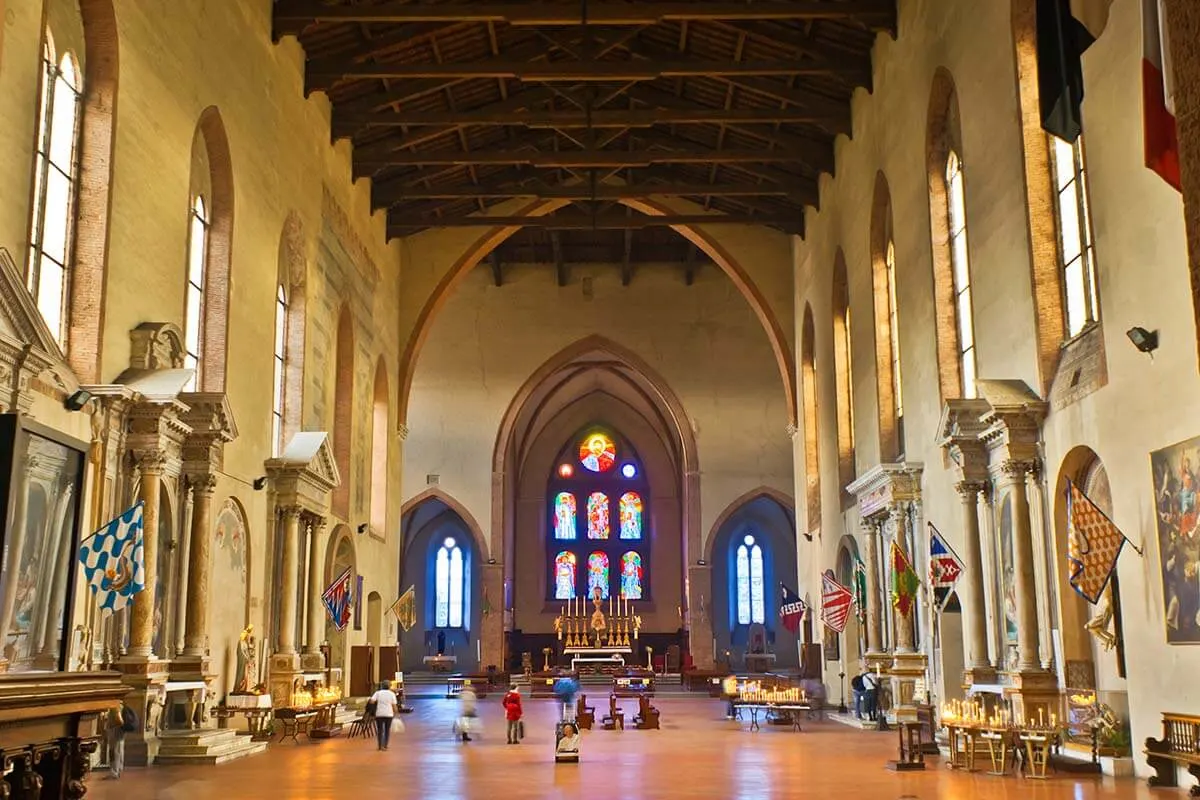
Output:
386 212 804 235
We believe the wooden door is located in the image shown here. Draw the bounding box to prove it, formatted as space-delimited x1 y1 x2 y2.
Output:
378 645 399 684
350 645 375 697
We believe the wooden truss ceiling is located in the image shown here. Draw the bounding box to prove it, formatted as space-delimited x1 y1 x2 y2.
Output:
275 0 894 265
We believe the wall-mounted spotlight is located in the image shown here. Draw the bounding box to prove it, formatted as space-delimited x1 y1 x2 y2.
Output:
357 523 369 534
487 558 497 565
1126 326 1159 355
252 476 268 491
696 559 707 566
64 389 92 412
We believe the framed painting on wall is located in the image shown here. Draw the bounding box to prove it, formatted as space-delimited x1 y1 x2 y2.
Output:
823 625 840 662
1150 435 1200 644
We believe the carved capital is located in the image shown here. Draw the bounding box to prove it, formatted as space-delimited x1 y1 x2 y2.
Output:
308 516 328 534
999 459 1037 480
188 472 219 497
859 518 881 537
955 481 987 501
279 504 304 522
136 451 170 477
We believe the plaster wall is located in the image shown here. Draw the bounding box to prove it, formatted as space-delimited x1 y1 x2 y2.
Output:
794 0 1194 771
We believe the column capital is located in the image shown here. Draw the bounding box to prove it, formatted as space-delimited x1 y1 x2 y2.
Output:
999 458 1038 480
308 515 328 534
136 451 169 477
859 517 881 536
955 480 987 499
187 472 219 496
279 504 304 522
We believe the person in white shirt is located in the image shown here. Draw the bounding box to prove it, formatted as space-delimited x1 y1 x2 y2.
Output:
368 681 399 750
459 684 478 742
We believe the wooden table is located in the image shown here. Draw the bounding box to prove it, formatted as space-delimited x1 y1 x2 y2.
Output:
732 702 810 732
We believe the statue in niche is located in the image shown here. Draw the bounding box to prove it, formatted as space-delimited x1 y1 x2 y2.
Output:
233 625 258 694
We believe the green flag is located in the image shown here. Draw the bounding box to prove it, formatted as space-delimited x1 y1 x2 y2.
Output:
852 557 868 623
890 541 920 618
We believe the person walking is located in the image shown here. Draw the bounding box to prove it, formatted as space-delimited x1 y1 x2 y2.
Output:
459 683 478 742
368 680 399 751
502 684 523 744
106 699 136 779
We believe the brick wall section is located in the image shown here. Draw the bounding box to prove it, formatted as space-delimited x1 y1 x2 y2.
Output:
279 210 307 449
197 106 233 394
801 304 821 535
869 171 899 461
332 303 354 519
831 249 855 501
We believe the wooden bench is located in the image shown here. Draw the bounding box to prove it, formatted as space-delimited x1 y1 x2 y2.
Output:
601 695 625 730
1145 712 1200 795
633 695 660 730
576 695 595 730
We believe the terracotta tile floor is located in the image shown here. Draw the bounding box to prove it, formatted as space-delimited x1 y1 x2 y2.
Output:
88 696 1167 800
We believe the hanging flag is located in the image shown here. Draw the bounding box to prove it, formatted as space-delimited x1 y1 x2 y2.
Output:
1066 479 1128 603
820 570 853 634
77 502 146 614
322 566 354 631
928 523 965 611
852 558 868 623
391 585 416 632
779 584 807 634
1142 0 1180 190
1037 0 1098 142
890 541 920 619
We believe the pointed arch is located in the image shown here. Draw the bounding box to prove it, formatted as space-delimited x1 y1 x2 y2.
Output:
704 485 795 564
831 249 855 497
800 304 821 536
276 210 306 451
401 486 490 560
370 356 390 535
332 304 354 519
870 172 904 460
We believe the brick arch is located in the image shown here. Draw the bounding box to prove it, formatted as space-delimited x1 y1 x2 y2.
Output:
800 303 821 537
396 197 796 429
66 0 119 384
831 249 854 501
277 210 306 446
401 486 490 560
332 303 354 519
869 171 902 460
192 106 235 393
926 67 968 403
703 486 795 564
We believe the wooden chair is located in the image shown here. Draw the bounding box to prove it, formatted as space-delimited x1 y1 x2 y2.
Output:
601 695 625 730
576 694 595 730
633 695 660 730
1145 712 1200 794
348 710 375 739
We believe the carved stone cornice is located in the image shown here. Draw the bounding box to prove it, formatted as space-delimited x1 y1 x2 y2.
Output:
846 461 924 522
126 399 191 479
0 248 72 414
975 379 1047 466
179 392 238 476
129 322 186 371
265 432 340 519
937 398 991 484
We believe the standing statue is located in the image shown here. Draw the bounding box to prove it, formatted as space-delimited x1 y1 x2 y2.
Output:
589 587 607 648
233 625 256 694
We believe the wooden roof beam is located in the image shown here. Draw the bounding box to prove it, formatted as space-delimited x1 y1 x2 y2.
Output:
373 180 812 206
276 1 897 27
356 148 816 169
387 212 803 235
336 106 844 130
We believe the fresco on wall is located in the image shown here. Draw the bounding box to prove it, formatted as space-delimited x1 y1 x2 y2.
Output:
1150 436 1200 644
998 496 1018 645
212 499 249 698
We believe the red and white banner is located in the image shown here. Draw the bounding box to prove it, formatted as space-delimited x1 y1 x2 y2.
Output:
1142 0 1180 190
820 571 853 634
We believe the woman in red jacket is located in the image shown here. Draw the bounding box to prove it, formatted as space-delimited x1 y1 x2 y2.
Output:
502 684 523 744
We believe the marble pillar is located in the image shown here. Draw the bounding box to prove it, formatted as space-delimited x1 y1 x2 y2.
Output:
862 520 884 656
890 506 916 654
1002 460 1040 671
955 481 994 680
302 517 327 672
129 457 166 659
182 474 217 657
278 506 302 655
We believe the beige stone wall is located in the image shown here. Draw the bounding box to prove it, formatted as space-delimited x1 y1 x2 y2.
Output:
402 260 794 632
0 0 404 671
794 0 1192 769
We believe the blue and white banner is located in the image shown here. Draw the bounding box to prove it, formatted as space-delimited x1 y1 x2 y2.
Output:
78 502 146 614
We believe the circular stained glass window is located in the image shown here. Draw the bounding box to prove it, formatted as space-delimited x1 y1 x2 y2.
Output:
558 463 574 478
578 432 616 473
743 534 755 546
621 463 637 479
444 536 456 549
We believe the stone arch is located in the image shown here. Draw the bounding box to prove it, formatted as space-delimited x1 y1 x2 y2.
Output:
704 485 795 564
189 106 235 393
800 303 821 537
869 171 903 460
277 211 306 447
834 534 864 668
332 303 354 519
831 249 855 500
926 67 969 403
396 197 797 429
325 523 357 587
401 487 489 560
66 0 119 384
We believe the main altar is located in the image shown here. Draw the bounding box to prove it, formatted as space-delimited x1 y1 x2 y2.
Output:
555 588 641 671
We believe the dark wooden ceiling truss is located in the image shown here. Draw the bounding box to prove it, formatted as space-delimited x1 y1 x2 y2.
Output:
276 0 893 276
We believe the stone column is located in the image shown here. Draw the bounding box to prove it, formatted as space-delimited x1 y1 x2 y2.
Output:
956 481 992 673
277 505 302 655
182 474 218 657
890 506 916 654
0 458 36 664
129 456 166 658
1002 460 1040 671
862 519 884 655
305 517 326 657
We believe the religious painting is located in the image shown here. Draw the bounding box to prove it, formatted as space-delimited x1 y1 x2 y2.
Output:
212 498 249 697
1151 435 1200 644
587 492 610 539
619 492 643 540
579 433 616 474
620 551 643 599
152 487 173 658
554 551 577 600
998 495 1018 644
554 492 577 540
823 625 840 662
587 552 610 599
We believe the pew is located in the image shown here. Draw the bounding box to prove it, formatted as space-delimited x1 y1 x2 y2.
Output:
576 695 596 730
1144 712 1200 795
601 695 625 730
633 695 660 730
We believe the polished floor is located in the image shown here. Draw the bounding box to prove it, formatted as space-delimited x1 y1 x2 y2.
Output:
88 696 1168 800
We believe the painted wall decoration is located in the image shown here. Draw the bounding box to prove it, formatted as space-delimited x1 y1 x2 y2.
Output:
998 495 1018 645
212 498 249 699
1151 435 1200 644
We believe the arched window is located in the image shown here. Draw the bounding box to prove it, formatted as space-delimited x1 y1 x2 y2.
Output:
271 284 287 455
735 534 765 625
800 305 821 536
945 150 977 399
548 429 649 600
29 36 83 348
370 359 389 534
832 252 855 494
885 241 903 446
183 195 208 391
1050 135 1099 336
435 537 465 628
870 172 905 460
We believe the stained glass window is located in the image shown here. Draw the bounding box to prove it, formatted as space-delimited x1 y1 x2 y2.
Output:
945 150 977 399
554 551 577 600
750 542 765 624
736 544 750 625
619 492 642 540
735 534 765 625
448 543 464 628
435 537 465 628
435 546 450 627
587 492 610 539
588 552 610 599
554 492 577 540
183 195 208 392
579 433 616 473
620 551 643 599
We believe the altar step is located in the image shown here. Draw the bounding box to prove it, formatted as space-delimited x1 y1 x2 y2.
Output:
155 728 268 766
